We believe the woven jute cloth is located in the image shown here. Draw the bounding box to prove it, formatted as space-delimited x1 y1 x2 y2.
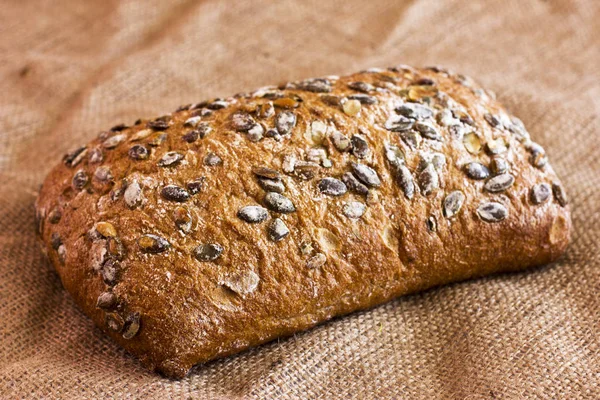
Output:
1 0 598 398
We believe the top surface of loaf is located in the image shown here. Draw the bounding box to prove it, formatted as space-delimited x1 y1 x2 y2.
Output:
35 65 570 377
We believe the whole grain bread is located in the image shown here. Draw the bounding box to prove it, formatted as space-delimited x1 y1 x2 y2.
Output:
35 65 571 378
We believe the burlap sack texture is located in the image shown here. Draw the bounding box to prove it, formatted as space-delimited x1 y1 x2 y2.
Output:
1 0 598 398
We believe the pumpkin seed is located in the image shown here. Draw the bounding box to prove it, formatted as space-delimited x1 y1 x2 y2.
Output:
463 132 482 154
184 116 201 127
530 183 551 205
258 102 274 118
158 152 184 167
193 243 224 262
106 313 124 332
477 202 508 222
107 237 125 260
552 182 568 206
102 259 120 286
231 111 255 132
491 157 509 175
342 201 366 219
318 177 347 196
88 147 103 163
138 234 170 254
247 123 264 142
204 152 222 166
273 97 299 108
331 130 352 152
148 133 167 147
484 173 515 193
443 191 465 218
103 134 127 149
186 177 205 195
464 162 490 180
351 163 381 187
267 218 290 242
275 111 297 135
161 185 190 202
238 206 268 223
182 130 199 143
95 222 117 238
173 206 192 233
342 172 369 195
130 129 153 141
485 138 507 155
264 192 295 213
223 270 260 295
122 312 141 339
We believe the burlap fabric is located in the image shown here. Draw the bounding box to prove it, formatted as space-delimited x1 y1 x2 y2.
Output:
1 0 598 398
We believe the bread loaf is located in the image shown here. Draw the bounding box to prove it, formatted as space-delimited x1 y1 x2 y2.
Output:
35 65 571 378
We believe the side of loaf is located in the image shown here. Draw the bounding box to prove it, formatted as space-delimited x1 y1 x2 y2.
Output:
35 65 571 378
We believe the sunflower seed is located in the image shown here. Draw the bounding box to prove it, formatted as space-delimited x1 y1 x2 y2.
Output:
161 185 190 202
393 164 414 199
128 144 149 160
331 130 352 152
184 116 201 127
485 138 507 155
294 161 319 180
51 233 62 250
306 253 326 269
275 111 297 136
530 183 551 205
395 103 433 120
342 172 369 195
552 182 568 206
448 124 465 140
400 130 422 149
453 110 475 126
88 147 103 163
258 102 275 118
48 207 62 224
443 191 465 218
63 146 87 167
232 111 255 131
122 312 141 339
463 132 482 154
348 94 378 105
318 177 347 196
157 152 183 167
491 157 509 175
297 78 332 93
103 134 127 149
138 234 170 254
106 313 124 332
204 152 222 166
57 245 67 264
342 99 362 116
418 164 439 196
247 124 264 142
252 166 280 180
102 259 120 286
196 122 212 139
173 206 192 233
124 179 142 208
319 94 341 106
348 81 374 93
477 202 508 222
264 192 295 213
223 270 260 295
351 163 381 187
273 97 299 108
484 113 501 128
238 206 268 223
94 166 112 183
147 119 169 130
385 114 414 132
267 218 289 242
96 292 118 310
186 177 205 195
72 170 88 191
148 133 167 147
484 173 515 193
464 162 490 180
351 135 370 158
182 130 199 143
426 216 437 232
208 100 228 109
342 201 366 219
384 144 405 167
254 177 283 194
193 243 224 262
130 129 153 141
530 151 548 169
95 222 117 238
414 122 442 141
414 78 435 86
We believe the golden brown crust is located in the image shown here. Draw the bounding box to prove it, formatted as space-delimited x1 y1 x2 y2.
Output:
35 65 571 378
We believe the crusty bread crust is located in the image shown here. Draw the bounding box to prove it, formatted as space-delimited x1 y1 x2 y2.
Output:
35 65 571 378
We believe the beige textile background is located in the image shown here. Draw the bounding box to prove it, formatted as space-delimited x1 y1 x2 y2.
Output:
0 0 599 398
